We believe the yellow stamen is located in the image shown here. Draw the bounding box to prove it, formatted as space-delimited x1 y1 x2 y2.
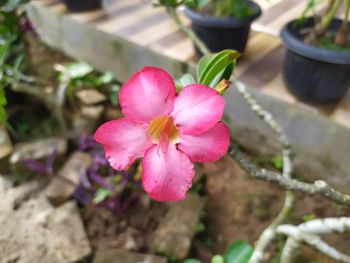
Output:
148 116 179 143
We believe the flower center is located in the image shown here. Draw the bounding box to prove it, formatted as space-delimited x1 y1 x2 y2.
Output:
148 115 179 144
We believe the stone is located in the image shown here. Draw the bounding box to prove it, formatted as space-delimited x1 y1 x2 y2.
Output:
48 202 92 262
71 110 100 138
104 105 123 121
0 125 13 159
10 137 67 165
93 247 167 263
45 151 92 205
0 176 12 193
150 194 206 260
0 178 91 263
81 105 104 119
76 89 107 105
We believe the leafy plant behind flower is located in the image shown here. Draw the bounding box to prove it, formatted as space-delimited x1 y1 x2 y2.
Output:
0 0 32 125
300 0 350 48
187 0 253 18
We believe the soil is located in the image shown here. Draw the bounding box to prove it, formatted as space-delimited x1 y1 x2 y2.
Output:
195 156 350 263
82 196 168 254
80 154 350 263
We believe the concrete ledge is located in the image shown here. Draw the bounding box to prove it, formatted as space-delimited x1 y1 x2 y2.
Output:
225 87 350 193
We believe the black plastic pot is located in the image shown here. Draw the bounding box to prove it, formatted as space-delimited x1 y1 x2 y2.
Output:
184 1 261 56
63 0 102 12
281 18 350 103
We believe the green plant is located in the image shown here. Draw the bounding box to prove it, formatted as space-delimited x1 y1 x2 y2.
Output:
187 0 253 18
301 0 350 48
0 0 29 125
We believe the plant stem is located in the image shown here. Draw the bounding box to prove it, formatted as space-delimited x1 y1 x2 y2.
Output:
335 0 350 46
305 0 342 44
235 81 296 263
167 7 211 55
228 144 350 207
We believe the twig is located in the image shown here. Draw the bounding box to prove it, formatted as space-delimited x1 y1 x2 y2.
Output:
235 80 295 263
278 221 350 263
166 7 211 55
280 237 300 263
228 144 350 206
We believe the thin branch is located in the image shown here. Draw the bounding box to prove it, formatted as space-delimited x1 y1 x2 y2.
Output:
277 223 350 263
298 217 350 234
228 144 350 206
237 79 296 263
281 217 350 262
167 7 211 55
281 237 300 263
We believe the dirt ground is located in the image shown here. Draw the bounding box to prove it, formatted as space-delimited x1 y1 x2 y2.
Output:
80 153 350 263
199 155 350 263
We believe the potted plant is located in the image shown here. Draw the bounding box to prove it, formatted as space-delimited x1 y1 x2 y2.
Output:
281 0 350 103
183 0 261 56
62 0 102 12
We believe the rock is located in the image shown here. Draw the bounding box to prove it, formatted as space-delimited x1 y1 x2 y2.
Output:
104 105 123 121
150 194 206 260
0 180 42 211
45 151 92 206
0 176 12 194
93 247 167 263
71 111 100 138
10 137 67 166
0 126 13 172
0 178 91 263
76 89 107 105
81 105 104 119
48 202 92 262
0 126 13 159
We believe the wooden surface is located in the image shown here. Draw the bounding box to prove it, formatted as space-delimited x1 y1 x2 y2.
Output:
34 0 350 129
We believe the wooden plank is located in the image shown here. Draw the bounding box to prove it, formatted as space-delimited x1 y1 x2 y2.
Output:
235 33 281 76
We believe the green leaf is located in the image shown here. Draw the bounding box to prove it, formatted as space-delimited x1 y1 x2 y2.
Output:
303 213 316 222
197 0 211 10
195 221 205 234
270 156 283 170
96 71 114 85
109 84 121 105
197 50 240 87
183 259 203 263
224 241 253 263
0 107 7 124
0 88 7 106
175 73 196 91
92 188 111 204
64 62 94 79
1 0 29 12
211 255 224 263
0 88 7 124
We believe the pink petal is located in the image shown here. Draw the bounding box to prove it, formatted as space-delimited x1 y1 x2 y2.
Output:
94 118 152 170
171 84 225 135
142 144 195 201
178 122 230 162
119 67 176 124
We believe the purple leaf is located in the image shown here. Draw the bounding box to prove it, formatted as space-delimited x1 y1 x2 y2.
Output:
74 184 92 205
90 174 114 191
24 159 47 174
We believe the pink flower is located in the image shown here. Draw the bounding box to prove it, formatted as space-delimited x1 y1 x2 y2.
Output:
94 67 230 201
